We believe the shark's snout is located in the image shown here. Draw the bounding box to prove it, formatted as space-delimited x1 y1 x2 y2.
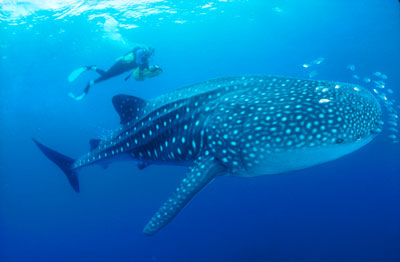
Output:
333 84 382 144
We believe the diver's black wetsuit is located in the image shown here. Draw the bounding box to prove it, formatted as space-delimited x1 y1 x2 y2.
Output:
84 47 150 93
68 46 160 101
93 60 133 82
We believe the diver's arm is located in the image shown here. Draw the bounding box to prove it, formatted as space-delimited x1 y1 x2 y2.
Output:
124 64 140 81
124 73 132 81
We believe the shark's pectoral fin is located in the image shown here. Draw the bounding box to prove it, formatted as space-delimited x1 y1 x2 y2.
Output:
143 155 226 236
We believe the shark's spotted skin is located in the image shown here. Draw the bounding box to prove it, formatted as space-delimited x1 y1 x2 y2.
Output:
34 75 382 235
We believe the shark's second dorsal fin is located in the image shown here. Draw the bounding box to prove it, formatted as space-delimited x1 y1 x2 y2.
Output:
112 94 147 125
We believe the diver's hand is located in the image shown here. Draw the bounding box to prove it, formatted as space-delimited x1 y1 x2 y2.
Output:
146 65 163 78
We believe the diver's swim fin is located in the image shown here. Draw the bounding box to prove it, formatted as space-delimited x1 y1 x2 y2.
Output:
68 65 105 82
68 67 87 82
32 138 80 192
68 80 93 101
68 92 86 101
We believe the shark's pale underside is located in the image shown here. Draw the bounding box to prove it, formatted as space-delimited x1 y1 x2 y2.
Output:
33 75 382 235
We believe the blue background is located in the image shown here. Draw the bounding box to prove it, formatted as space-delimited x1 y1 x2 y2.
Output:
1 1 399 261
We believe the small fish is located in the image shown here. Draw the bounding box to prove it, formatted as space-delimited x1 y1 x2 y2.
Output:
375 81 385 88
302 63 310 68
384 101 394 107
308 71 318 78
388 134 397 140
272 7 283 13
312 57 325 65
362 77 371 83
387 89 394 94
388 121 398 126
373 72 382 77
352 74 360 80
388 127 398 133
347 65 356 71
381 74 388 80
379 94 388 101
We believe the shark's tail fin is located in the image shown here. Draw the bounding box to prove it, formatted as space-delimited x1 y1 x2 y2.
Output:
32 138 80 193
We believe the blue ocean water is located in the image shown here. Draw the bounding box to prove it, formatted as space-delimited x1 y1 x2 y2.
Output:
1 0 400 261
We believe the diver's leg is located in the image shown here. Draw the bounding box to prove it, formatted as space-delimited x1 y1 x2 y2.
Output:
86 65 107 77
83 76 106 94
103 60 131 78
68 80 94 101
83 81 93 94
69 71 112 101
91 60 133 81
69 76 101 101
94 68 107 76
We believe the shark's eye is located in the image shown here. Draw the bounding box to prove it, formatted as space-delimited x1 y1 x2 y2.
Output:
370 128 381 135
335 138 344 144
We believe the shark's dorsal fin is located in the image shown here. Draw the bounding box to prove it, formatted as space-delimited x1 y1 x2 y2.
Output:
112 94 147 125
89 139 101 151
143 155 227 236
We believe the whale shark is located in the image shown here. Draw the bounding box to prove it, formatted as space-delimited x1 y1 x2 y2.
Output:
33 75 382 235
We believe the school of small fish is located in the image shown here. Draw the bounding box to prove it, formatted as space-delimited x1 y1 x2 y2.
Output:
302 57 324 78
347 66 398 143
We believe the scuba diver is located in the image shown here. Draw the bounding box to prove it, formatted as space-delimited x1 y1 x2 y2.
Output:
68 46 162 100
